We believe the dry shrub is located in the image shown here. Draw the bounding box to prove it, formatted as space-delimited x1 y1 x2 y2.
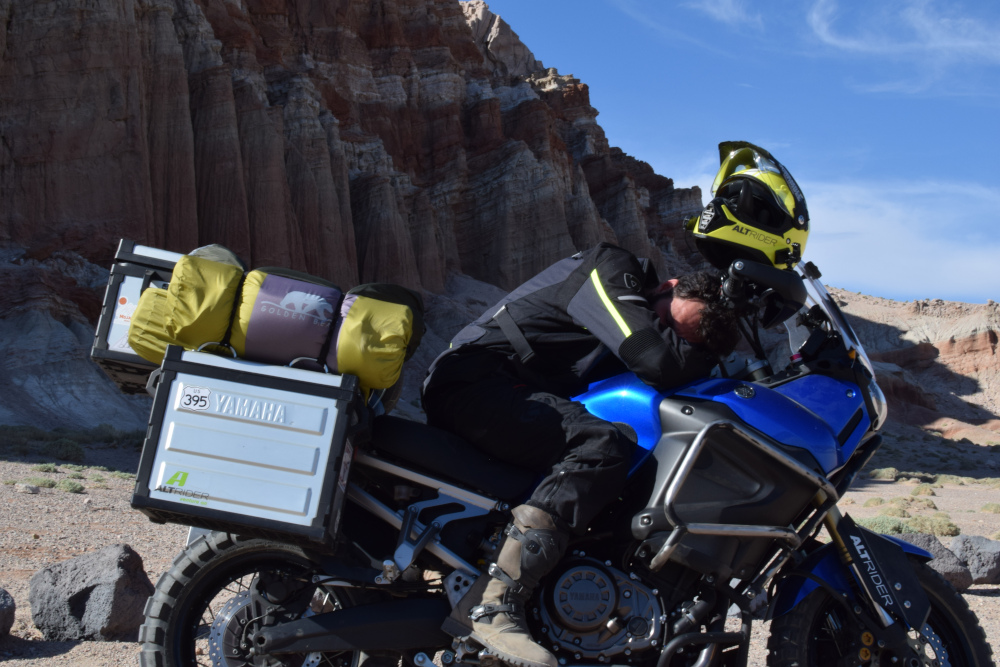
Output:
856 516 907 535
906 515 960 537
56 480 85 494
879 506 910 518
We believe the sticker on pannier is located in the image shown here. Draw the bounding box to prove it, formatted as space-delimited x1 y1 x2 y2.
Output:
230 271 343 368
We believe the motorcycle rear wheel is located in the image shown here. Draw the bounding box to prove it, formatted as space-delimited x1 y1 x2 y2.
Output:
767 557 994 666
139 532 385 667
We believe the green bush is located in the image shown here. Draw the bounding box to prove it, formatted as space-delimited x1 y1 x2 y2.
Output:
867 468 899 480
911 484 936 496
0 424 145 461
67 472 85 480
56 479 85 494
76 424 144 448
0 425 50 446
906 515 960 537
981 503 1000 514
39 439 85 463
856 516 908 535
879 506 910 518
31 463 58 473
901 471 938 483
936 474 970 486
109 470 135 480
863 497 885 507
22 477 56 488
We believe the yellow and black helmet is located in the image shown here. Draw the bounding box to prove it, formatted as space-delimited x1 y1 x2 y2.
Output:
687 141 809 270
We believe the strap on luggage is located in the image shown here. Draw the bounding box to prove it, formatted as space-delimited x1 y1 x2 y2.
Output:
492 306 535 365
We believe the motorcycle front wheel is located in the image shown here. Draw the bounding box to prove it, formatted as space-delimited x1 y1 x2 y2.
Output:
139 532 386 667
767 557 994 666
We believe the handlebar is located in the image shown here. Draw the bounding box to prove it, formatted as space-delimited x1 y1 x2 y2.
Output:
720 259 809 328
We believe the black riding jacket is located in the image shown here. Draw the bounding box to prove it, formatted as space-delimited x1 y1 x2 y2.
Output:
425 244 717 398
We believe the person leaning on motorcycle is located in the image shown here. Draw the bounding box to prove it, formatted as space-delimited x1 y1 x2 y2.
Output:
421 243 740 667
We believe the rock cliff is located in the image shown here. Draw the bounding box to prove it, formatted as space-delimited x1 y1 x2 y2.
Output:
1 0 699 290
0 0 995 442
0 0 702 428
829 289 1000 443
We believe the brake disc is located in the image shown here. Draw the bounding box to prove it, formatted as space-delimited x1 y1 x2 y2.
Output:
915 622 950 667
207 590 321 667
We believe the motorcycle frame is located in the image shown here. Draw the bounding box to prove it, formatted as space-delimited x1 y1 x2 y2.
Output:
346 451 505 581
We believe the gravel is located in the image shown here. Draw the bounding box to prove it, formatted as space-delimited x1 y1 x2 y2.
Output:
0 447 185 665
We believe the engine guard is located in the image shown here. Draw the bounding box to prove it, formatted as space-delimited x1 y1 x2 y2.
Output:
772 514 932 630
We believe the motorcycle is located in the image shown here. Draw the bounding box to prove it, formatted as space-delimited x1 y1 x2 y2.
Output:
136 259 995 667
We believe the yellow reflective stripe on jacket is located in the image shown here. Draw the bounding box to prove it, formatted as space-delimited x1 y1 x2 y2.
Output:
589 269 632 338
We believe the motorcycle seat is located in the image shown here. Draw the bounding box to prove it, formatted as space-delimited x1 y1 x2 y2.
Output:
368 415 539 502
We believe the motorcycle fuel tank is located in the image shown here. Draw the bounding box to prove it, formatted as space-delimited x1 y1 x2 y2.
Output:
575 372 869 476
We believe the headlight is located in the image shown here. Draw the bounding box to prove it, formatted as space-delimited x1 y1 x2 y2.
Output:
868 378 888 430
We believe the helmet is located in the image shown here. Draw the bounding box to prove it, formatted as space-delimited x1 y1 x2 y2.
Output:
688 141 809 270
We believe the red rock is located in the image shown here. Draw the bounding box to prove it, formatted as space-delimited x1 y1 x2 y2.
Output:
0 0 716 428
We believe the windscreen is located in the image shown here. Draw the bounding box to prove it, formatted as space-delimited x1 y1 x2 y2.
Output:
787 267 876 377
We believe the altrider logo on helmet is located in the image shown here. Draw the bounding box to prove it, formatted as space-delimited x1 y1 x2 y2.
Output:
732 225 778 246
699 207 715 231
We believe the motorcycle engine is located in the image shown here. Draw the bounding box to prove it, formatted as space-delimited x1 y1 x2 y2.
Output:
534 558 664 662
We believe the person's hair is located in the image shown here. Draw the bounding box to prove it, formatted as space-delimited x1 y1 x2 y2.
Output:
674 272 741 356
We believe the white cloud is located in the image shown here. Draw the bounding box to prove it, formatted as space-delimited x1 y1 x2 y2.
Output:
807 0 1000 93
800 179 1000 303
607 0 731 54
682 0 764 31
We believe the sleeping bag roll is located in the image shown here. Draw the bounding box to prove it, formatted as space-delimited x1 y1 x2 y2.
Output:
327 295 413 390
230 270 342 368
346 283 425 361
128 287 182 365
164 255 244 347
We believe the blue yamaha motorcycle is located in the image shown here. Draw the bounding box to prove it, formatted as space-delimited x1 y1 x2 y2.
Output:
139 260 994 667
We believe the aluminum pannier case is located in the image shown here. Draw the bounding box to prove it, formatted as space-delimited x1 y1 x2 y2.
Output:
91 240 184 393
131 346 363 545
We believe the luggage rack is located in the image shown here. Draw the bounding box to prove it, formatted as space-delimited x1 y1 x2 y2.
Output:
649 419 839 572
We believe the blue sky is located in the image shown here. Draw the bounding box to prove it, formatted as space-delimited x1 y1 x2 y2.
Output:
479 0 1000 304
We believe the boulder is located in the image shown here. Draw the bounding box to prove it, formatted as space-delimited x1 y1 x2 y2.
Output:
896 533 973 592
950 535 1000 585
28 544 154 641
0 587 15 637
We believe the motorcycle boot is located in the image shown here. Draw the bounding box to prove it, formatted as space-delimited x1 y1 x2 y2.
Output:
467 505 569 667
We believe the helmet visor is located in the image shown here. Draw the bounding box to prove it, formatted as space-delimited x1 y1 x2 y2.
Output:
711 146 797 219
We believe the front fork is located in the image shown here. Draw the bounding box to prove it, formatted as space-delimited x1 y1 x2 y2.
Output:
823 505 896 629
820 504 934 662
